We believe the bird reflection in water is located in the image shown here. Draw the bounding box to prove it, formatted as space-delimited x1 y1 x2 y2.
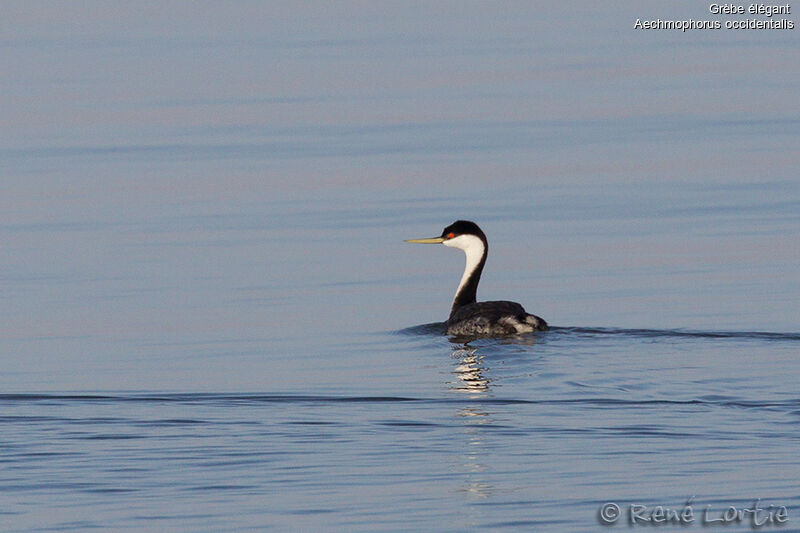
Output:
449 345 490 394
450 346 494 500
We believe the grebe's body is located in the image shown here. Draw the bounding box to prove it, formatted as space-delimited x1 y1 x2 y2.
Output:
406 220 547 337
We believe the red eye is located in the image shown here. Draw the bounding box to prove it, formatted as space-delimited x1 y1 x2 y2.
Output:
447 232 455 238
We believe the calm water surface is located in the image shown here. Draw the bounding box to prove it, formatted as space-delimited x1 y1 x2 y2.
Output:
2 2 799 531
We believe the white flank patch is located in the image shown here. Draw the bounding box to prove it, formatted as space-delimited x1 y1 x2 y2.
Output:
499 316 534 334
443 234 485 302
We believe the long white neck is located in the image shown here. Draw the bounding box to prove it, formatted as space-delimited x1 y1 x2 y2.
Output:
443 234 486 312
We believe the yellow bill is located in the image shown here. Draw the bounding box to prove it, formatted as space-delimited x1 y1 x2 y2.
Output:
404 237 446 244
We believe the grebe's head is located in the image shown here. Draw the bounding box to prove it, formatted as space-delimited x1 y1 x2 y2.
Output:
405 220 487 254
438 220 486 251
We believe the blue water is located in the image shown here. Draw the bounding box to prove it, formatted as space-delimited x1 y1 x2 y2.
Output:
2 3 800 531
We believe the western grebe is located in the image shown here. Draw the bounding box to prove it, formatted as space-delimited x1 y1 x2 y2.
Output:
405 220 548 337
